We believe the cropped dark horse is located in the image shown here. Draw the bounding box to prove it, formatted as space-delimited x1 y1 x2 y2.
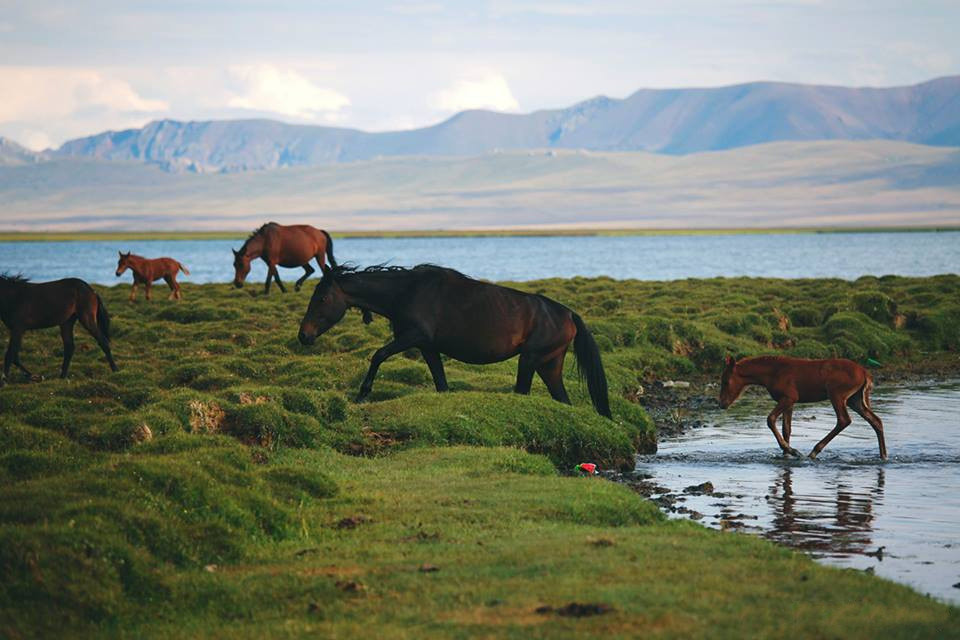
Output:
719 355 886 460
116 252 190 301
0 275 118 385
298 265 611 417
232 222 337 294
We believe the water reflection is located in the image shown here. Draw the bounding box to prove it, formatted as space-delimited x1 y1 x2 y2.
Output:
764 466 884 557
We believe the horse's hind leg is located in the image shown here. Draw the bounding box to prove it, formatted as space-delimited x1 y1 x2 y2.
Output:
536 354 571 404
849 386 887 460
782 407 793 445
163 274 178 300
79 307 118 372
767 398 800 457
4 330 35 382
421 348 449 392
809 393 853 459
60 318 77 378
295 264 315 291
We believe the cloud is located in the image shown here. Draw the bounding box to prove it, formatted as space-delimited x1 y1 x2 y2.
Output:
227 64 350 121
432 71 519 113
0 66 168 149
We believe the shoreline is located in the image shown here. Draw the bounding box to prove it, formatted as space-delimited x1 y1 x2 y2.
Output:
1 225 958 243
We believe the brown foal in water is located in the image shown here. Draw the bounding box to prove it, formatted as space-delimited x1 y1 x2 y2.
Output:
0 275 118 385
718 355 887 460
232 222 337 294
116 252 190 301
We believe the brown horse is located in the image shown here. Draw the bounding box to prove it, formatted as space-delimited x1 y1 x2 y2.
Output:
0 275 118 385
719 355 887 460
116 252 190 301
232 222 337 294
297 264 611 417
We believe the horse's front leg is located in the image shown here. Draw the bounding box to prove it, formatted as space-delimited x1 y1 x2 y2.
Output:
421 348 449 392
295 264 315 291
356 333 420 402
767 398 800 457
129 282 138 301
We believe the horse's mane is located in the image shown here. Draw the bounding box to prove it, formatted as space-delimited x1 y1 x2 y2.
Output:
0 273 29 286
317 263 463 293
239 222 279 251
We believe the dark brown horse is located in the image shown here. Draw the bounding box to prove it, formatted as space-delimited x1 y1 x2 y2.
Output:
297 264 611 417
116 252 190 301
0 275 118 385
719 355 886 460
233 222 337 294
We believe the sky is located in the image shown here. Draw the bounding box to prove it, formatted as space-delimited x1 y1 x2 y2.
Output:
0 1 958 150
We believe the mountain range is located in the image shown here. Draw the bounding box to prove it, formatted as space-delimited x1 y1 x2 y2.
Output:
5 75 958 174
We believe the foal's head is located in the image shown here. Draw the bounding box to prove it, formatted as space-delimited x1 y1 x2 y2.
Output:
298 267 348 345
115 252 133 277
718 355 746 409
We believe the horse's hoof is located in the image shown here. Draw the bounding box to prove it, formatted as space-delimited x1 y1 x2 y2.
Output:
807 451 819 460
29 374 44 383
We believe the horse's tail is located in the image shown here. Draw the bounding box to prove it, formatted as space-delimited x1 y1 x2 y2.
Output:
95 293 111 344
177 261 190 276
322 230 338 269
571 312 611 418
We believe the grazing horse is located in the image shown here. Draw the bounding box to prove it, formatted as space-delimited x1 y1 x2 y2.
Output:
718 355 887 460
0 275 118 385
116 252 190 301
232 222 337 294
297 264 611 417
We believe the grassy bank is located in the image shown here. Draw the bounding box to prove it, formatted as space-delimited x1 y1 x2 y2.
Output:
1 226 958 242
1 275 958 636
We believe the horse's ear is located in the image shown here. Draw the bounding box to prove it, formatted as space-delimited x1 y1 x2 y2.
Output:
725 355 734 367
321 263 331 275
232 248 239 256
118 251 123 257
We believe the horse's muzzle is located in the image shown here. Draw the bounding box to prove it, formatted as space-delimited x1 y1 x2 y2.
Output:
115 271 122 277
298 331 316 346
233 281 243 289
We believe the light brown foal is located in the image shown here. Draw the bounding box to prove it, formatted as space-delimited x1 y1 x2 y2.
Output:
718 355 887 460
116 252 190 301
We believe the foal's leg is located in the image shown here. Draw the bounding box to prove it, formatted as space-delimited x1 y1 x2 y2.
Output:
848 388 888 460
295 263 315 291
513 353 537 395
809 393 853 459
782 407 794 445
60 318 77 378
144 281 153 301
421 348 449 392
356 333 420 402
767 398 801 457
536 354 571 404
129 282 138 301
163 274 178 300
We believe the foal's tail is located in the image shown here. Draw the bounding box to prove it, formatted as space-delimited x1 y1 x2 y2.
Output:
571 312 611 419
95 294 111 343
177 261 191 276
322 230 338 269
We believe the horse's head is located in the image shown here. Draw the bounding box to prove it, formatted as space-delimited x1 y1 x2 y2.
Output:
298 269 347 345
232 249 251 288
718 355 744 409
116 251 132 277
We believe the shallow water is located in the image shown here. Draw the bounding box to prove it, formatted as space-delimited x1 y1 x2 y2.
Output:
1 231 958 285
635 381 960 604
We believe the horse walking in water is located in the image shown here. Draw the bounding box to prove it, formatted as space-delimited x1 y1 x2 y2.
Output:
298 265 611 417
0 275 118 385
232 223 337 294
718 355 887 460
116 252 190 301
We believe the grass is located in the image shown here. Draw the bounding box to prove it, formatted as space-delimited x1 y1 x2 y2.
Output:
1 275 958 637
1 226 959 242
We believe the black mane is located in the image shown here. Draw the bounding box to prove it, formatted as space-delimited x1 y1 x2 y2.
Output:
316 263 465 293
0 273 29 286
239 222 279 251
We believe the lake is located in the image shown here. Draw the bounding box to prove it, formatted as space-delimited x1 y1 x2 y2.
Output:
633 381 960 605
1 231 958 285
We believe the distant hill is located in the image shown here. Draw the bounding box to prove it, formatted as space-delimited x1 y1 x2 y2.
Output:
3 141 958 231
0 137 46 167
45 76 960 173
